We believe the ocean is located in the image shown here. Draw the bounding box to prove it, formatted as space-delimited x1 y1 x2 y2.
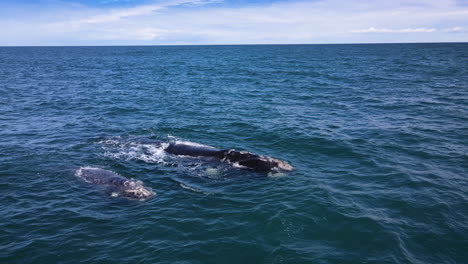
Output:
0 44 467 263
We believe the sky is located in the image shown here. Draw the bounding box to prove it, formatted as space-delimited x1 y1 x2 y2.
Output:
1 0 467 45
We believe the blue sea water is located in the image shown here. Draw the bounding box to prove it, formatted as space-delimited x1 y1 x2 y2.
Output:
0 44 467 264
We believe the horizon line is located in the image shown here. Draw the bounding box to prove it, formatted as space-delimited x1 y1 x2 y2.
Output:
1 41 467 48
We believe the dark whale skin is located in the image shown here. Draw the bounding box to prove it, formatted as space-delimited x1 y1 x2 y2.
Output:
164 142 293 172
75 167 154 200
165 142 227 158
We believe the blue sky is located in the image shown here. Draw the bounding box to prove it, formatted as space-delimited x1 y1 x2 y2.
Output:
1 0 467 45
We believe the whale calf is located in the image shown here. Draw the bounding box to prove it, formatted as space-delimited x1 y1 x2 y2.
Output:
164 141 293 172
75 167 154 200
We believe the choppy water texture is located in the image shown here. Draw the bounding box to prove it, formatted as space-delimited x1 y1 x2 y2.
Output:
0 44 467 264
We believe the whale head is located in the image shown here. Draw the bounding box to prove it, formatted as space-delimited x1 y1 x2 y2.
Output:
269 158 293 172
120 180 154 200
223 150 293 172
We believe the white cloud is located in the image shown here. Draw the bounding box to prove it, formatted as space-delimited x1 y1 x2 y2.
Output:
351 27 437 33
77 0 220 24
0 0 467 45
77 4 164 24
444 27 468 32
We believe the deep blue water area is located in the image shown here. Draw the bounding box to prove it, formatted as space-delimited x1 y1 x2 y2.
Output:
0 44 467 263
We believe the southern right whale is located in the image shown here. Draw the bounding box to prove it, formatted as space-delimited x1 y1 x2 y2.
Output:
164 141 293 172
75 167 154 200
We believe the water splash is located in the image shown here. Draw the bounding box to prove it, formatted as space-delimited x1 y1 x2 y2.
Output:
98 138 169 164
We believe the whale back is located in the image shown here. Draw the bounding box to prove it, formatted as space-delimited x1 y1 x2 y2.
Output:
163 141 293 172
75 167 154 200
165 142 227 158
76 167 122 184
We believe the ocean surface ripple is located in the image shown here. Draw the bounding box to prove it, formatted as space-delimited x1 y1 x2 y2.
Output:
0 44 467 264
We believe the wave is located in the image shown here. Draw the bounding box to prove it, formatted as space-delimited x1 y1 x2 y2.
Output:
98 137 169 164
179 183 216 195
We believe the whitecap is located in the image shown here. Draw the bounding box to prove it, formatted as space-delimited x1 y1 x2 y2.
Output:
99 138 169 164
